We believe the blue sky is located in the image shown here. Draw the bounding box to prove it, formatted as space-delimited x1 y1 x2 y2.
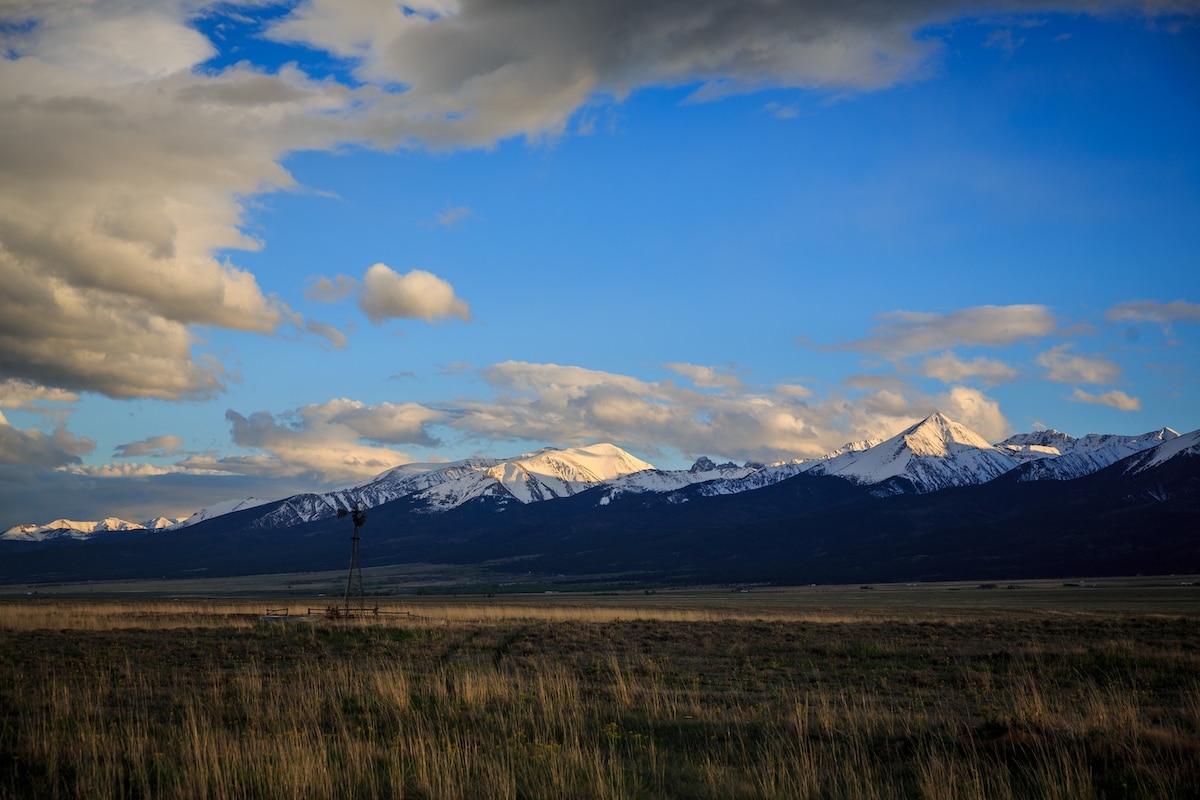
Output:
1 0 1198 527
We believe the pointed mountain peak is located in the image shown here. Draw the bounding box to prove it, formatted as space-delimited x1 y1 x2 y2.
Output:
901 412 994 457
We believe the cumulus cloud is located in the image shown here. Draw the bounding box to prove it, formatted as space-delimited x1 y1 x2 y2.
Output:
916 352 1020 384
113 434 184 459
439 360 1011 465
357 263 471 323
180 398 447 484
827 304 1056 358
0 1 354 400
209 407 409 483
1036 344 1121 385
1070 388 1142 411
0 410 95 467
1 1 1184 404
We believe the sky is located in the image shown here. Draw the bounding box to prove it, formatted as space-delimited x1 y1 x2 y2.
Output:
1 0 1198 528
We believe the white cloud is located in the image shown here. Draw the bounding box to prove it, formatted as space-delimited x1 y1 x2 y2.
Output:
357 264 471 323
830 304 1056 358
1036 344 1121 385
917 352 1020 384
1070 388 1142 411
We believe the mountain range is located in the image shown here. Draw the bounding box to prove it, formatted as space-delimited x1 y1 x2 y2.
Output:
3 413 1198 586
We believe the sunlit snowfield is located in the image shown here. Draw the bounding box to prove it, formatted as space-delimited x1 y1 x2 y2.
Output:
1 579 1197 798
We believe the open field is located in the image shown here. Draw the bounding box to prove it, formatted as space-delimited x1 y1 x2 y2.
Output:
1 581 1198 798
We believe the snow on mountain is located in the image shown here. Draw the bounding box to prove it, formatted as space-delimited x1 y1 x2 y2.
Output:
174 497 270 528
1011 427 1180 482
256 443 659 526
1119 428 1200 475
9 421 1193 539
805 411 1021 493
995 429 1076 461
600 458 761 503
1 516 181 542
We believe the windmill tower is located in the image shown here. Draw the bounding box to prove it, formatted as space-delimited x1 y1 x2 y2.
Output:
337 505 367 616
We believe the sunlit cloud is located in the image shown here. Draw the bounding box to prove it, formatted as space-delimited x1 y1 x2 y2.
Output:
206 403 417 483
0 2 353 400
357 264 471 324
1036 344 1121 385
1070 388 1142 412
825 304 1056 358
916 352 1020 384
437 361 1011 464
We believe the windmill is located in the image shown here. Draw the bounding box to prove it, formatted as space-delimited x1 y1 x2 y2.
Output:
335 504 369 617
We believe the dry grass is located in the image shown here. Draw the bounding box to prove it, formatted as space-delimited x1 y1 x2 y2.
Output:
0 596 1197 798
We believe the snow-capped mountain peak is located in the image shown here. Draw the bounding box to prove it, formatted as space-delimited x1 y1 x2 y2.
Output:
995 429 1077 460
1 515 185 542
806 412 1019 493
900 411 995 457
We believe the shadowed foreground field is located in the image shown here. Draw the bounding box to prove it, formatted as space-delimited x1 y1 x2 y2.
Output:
1 584 1198 799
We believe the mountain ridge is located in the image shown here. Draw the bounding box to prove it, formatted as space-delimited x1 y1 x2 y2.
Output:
4 415 1196 547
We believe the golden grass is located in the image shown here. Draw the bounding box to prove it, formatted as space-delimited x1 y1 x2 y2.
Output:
1 596 1197 798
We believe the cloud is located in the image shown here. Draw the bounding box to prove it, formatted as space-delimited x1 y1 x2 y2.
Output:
304 319 349 350
663 362 745 390
983 28 1026 57
357 263 471 323
1070 388 1141 411
0 379 80 410
438 360 1012 465
1105 299 1200 328
1036 344 1121 384
323 399 446 447
1 1 1184 403
828 304 1056 358
267 0 1188 148
0 410 95 467
430 205 477 227
113 434 184 459
305 274 357 303
213 408 408 484
268 0 944 146
0 2 354 400
916 352 1020 384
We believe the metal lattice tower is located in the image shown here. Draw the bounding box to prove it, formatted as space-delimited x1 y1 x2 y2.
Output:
339 505 367 615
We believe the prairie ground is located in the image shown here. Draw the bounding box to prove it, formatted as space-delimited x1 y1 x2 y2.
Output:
1 580 1197 799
